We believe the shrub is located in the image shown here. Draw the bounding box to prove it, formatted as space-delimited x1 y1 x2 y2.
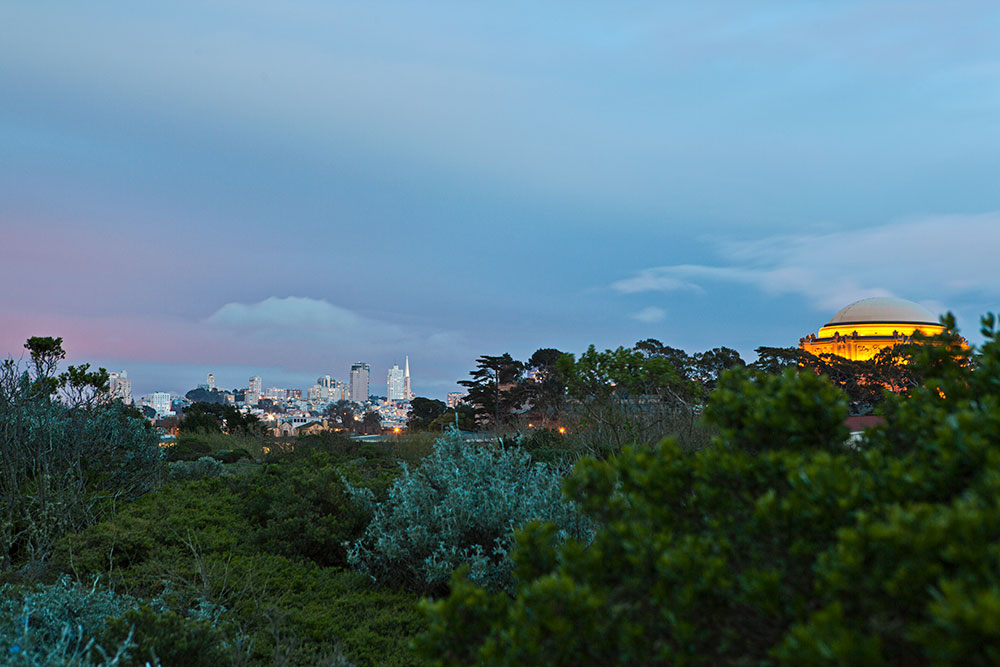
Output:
704 365 849 453
236 454 379 567
0 576 136 665
101 605 232 667
213 448 252 464
0 343 163 571
166 457 226 482
165 437 212 462
346 427 592 594
52 477 252 596
49 440 430 664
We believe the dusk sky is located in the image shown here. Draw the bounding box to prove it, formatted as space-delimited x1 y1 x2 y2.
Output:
3 2 1000 399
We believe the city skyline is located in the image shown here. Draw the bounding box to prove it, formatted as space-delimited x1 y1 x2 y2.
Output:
3 3 1000 399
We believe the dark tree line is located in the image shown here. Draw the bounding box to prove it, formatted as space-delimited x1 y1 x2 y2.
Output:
450 341 747 434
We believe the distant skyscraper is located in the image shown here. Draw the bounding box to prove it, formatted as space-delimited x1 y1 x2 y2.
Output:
149 392 171 417
403 356 413 401
387 365 404 401
246 376 262 406
108 371 132 404
207 373 215 391
350 363 370 404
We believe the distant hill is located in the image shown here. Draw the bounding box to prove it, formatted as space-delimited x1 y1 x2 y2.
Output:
184 387 229 405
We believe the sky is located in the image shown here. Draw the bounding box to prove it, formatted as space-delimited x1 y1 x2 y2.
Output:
3 1 1000 399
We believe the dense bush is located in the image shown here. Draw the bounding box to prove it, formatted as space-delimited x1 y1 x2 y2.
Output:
347 427 592 594
704 365 849 453
0 339 162 572
239 453 388 567
166 456 226 482
52 453 422 665
101 605 233 667
0 576 136 665
418 316 1000 665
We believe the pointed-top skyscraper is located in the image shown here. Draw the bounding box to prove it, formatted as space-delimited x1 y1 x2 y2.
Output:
403 356 413 401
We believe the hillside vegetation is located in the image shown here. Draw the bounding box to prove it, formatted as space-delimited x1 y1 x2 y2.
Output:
2 318 999 665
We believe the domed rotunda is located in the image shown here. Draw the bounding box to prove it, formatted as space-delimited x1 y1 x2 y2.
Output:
799 297 946 361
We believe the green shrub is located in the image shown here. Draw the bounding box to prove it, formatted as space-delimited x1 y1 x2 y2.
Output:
101 604 232 667
168 431 268 463
346 427 592 594
165 437 212 462
52 477 253 597
704 365 849 453
235 455 378 568
47 430 439 665
213 448 252 464
263 431 363 464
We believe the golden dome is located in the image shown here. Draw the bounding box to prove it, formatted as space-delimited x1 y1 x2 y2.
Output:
826 297 938 327
801 297 945 362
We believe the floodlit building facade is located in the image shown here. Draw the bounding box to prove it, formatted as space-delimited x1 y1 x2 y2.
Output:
799 297 947 361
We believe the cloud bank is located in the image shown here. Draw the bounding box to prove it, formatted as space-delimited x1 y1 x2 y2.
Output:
207 297 364 331
613 212 1000 313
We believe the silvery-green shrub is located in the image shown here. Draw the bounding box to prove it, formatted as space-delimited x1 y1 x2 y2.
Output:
166 457 225 482
0 356 163 570
346 427 591 593
0 576 136 666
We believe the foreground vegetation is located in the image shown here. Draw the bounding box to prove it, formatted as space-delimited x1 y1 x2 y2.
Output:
3 317 1000 664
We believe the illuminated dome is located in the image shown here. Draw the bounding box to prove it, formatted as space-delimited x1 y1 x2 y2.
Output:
800 297 946 362
827 297 938 327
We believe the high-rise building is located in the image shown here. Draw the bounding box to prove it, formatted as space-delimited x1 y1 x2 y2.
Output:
350 363 370 404
387 365 404 401
246 376 262 406
149 392 171 417
108 371 132 404
207 373 215 391
403 356 413 401
331 381 349 402
317 375 332 389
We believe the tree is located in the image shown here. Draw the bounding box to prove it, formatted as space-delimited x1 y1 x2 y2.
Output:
458 354 525 430
752 345 805 374
521 348 568 427
556 343 699 453
428 405 477 432
361 410 382 435
180 402 222 434
325 399 356 430
690 346 745 394
408 397 448 431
